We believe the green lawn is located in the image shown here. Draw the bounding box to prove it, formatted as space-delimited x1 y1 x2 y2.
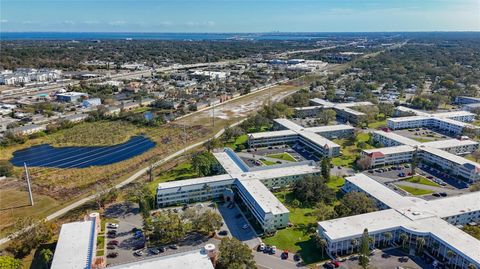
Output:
396 184 434 196
147 162 199 193
263 190 331 264
326 176 345 191
404 176 440 187
331 132 373 168
260 159 277 166
96 235 105 256
266 152 297 162
368 119 387 129
226 134 249 151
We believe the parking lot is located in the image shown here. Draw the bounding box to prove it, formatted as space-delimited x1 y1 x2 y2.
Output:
104 202 221 266
239 145 310 167
338 248 435 269
217 202 260 248
364 165 469 199
394 128 453 142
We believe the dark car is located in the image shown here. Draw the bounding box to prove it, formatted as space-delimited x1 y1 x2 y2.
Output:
440 192 447 197
264 245 272 253
324 263 335 269
107 230 117 235
281 251 288 260
107 240 119 246
132 245 144 251
218 230 228 236
158 247 166 252
107 252 118 258
169 244 178 249
107 234 117 238
107 245 116 250
293 253 301 261
150 248 160 255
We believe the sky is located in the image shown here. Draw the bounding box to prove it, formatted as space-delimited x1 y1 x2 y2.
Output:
1 0 479 32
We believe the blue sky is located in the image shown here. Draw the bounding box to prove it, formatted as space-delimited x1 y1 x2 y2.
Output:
1 0 479 32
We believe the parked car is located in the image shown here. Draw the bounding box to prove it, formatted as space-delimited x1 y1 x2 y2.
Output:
439 192 447 197
169 244 178 249
331 260 340 268
107 252 118 258
258 243 265 251
150 248 160 255
218 230 228 236
271 246 277 254
398 173 406 177
107 223 119 229
433 193 441 197
158 247 166 252
293 253 301 261
107 245 116 250
107 230 117 235
107 240 119 246
107 234 117 238
134 250 143 256
281 250 288 259
324 262 335 269
264 245 271 253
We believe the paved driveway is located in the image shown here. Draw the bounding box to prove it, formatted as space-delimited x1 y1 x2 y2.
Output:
217 203 260 248
339 248 434 269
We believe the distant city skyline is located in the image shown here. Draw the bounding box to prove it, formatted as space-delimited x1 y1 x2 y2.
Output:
1 0 479 32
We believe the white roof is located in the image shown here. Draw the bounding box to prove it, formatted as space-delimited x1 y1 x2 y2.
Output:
108 249 214 269
388 115 430 123
422 139 479 149
51 220 95 269
395 106 430 116
426 192 480 218
420 146 480 169
157 174 234 190
306 124 355 134
248 129 297 139
213 151 245 174
274 118 303 131
299 130 340 148
236 179 289 215
373 130 421 146
432 110 476 118
363 145 415 155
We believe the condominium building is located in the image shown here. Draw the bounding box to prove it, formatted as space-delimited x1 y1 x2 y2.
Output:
388 106 478 135
317 174 480 269
293 98 374 124
363 130 480 182
248 118 354 158
157 148 320 232
455 96 480 105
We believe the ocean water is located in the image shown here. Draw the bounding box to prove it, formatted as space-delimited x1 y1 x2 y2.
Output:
0 32 334 41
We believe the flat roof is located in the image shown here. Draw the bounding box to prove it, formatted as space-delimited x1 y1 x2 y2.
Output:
51 220 95 269
274 118 303 131
248 129 297 139
213 151 245 174
388 115 430 123
395 106 430 117
306 124 355 134
299 130 340 148
363 145 415 155
108 249 214 269
157 174 234 190
236 179 289 215
432 110 476 118
374 130 421 147
419 146 480 169
422 139 479 149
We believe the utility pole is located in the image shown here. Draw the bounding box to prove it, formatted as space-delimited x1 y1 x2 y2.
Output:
183 124 187 154
212 101 215 127
23 162 34 206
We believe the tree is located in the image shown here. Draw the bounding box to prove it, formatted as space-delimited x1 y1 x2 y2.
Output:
291 199 301 212
359 229 370 269
194 210 223 236
217 238 256 269
313 233 328 255
316 109 336 125
321 157 331 180
383 232 393 247
192 151 219 177
334 192 378 217
468 263 477 269
378 103 395 118
0 160 14 177
350 239 359 254
399 233 409 250
313 202 334 221
292 175 336 205
356 156 372 170
416 237 425 255
150 212 187 245
203 137 222 152
39 248 53 269
446 250 456 267
7 218 55 258
0 256 22 269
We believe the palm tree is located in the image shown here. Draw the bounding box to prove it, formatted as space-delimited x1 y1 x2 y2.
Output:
39 249 53 269
350 239 359 254
416 237 426 255
383 232 393 247
399 233 409 250
446 250 456 268
467 263 477 269
432 242 440 257
314 234 328 256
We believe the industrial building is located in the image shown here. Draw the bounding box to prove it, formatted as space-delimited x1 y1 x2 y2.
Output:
317 174 480 269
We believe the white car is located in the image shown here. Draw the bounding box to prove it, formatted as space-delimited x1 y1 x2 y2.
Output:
242 224 249 230
271 246 277 254
134 250 143 256
107 223 119 229
259 243 265 251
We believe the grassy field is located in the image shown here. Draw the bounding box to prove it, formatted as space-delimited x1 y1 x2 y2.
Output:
260 160 277 166
368 119 387 129
396 184 434 196
266 152 297 162
326 176 345 190
404 176 440 187
147 162 199 194
96 235 105 256
331 132 373 168
225 134 249 151
263 190 329 264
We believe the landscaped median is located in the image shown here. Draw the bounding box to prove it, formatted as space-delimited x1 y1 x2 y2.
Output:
395 184 434 196
404 176 440 187
266 152 297 162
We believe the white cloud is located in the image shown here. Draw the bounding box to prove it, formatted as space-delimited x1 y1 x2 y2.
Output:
63 20 75 25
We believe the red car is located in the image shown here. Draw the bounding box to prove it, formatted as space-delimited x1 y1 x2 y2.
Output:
331 260 340 268
107 240 119 246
